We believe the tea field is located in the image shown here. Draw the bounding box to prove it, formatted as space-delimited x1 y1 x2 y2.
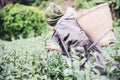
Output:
0 28 120 80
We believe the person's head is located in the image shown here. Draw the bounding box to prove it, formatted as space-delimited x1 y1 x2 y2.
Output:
45 2 65 27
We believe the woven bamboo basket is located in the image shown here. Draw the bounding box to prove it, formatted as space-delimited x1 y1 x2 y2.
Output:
76 3 116 46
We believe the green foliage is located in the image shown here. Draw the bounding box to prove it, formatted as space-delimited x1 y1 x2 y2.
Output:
0 28 120 80
14 0 49 10
14 0 35 5
0 3 47 41
116 0 120 8
74 0 114 10
0 33 68 80
116 0 120 19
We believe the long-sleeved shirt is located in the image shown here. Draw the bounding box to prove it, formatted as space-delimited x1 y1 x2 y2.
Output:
52 7 102 57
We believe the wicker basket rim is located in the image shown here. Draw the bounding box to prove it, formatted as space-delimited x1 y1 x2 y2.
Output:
76 3 109 19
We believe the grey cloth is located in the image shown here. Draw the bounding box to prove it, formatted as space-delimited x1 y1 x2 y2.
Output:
52 7 104 65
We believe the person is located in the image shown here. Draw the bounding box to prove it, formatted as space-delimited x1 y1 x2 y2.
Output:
45 2 106 74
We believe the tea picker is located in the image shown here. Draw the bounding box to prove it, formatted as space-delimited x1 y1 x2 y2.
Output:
45 2 116 74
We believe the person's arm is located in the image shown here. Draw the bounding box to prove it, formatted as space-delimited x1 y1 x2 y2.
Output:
45 43 61 51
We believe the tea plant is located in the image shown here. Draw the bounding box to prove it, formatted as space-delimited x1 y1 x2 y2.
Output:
0 28 120 80
0 3 47 41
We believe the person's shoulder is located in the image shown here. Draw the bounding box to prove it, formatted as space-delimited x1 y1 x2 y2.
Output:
67 7 75 11
66 7 77 15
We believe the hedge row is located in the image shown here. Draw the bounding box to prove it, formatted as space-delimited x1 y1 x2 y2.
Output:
0 3 47 41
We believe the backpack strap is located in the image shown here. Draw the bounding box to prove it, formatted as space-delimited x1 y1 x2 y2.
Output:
58 34 72 58
87 28 113 50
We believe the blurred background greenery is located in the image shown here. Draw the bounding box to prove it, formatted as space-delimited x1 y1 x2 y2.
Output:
0 0 120 41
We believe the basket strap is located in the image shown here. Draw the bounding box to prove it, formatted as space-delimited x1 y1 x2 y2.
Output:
87 28 113 50
57 32 72 58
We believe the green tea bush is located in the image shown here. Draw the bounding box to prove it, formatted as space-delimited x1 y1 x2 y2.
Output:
0 3 47 41
0 34 68 80
0 28 120 80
